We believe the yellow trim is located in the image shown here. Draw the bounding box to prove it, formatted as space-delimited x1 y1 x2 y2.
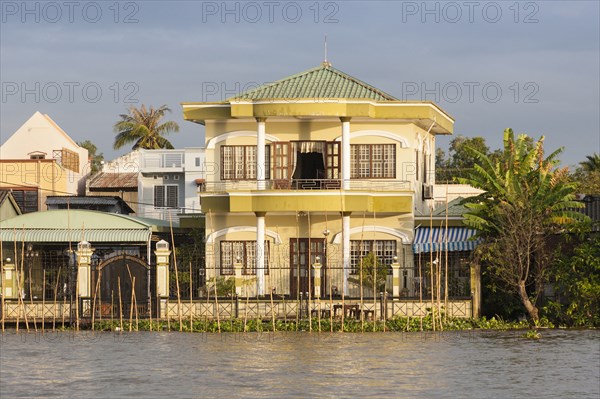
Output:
201 193 412 213
181 100 454 134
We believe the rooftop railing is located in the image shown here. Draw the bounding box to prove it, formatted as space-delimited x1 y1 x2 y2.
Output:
199 179 412 193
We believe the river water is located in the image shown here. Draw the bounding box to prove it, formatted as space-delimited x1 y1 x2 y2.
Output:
1 329 598 398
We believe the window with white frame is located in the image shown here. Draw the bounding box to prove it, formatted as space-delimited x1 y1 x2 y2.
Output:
350 144 396 178
154 185 178 208
350 240 396 274
220 240 270 276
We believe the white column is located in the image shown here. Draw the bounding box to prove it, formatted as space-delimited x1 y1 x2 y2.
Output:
391 257 401 299
256 212 266 296
342 212 351 295
340 117 351 190
256 117 266 190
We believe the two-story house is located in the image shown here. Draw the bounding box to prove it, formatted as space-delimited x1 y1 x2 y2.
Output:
183 63 454 298
0 112 89 212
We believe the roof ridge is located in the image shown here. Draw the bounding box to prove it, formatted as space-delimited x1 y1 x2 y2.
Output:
325 65 398 101
229 64 398 101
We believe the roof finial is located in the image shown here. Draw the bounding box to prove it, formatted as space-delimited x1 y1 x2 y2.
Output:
322 35 331 68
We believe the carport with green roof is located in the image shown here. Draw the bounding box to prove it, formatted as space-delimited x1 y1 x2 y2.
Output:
0 210 172 322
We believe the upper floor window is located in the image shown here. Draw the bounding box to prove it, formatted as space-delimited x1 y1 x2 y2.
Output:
9 189 38 213
350 144 396 179
29 151 46 160
221 145 270 180
154 185 178 208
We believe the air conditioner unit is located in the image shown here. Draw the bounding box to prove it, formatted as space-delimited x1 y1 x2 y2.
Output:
423 184 434 199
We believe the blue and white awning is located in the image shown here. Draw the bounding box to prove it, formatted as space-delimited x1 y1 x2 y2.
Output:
413 227 481 254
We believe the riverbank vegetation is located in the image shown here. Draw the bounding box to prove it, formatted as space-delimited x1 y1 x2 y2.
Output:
87 315 536 333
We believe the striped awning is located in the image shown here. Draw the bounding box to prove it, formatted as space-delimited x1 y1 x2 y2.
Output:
413 227 481 254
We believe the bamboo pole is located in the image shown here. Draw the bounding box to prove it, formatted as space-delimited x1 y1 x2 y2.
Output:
118 277 123 331
437 242 443 332
133 281 139 332
418 251 423 331
53 266 61 332
444 186 449 323
110 290 114 326
28 248 40 331
148 284 152 332
42 270 45 334
243 293 249 332
208 210 220 333
91 268 100 330
126 265 134 331
12 233 19 333
62 289 66 329
340 213 345 333
129 277 135 332
372 209 377 332
98 270 102 323
189 262 193 332
325 212 333 333
269 289 276 333
19 232 30 332
359 210 366 333
294 211 300 331
168 214 183 331
429 204 435 332
307 211 312 333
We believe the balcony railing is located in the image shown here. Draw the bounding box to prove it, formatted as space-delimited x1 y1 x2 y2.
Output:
141 151 184 169
136 206 187 223
200 179 412 193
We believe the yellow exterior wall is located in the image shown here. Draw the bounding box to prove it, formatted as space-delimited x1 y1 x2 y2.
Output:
0 160 71 211
205 212 414 296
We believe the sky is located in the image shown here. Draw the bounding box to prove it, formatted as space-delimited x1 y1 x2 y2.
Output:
1 0 599 168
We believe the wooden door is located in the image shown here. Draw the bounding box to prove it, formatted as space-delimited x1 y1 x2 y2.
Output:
289 238 326 299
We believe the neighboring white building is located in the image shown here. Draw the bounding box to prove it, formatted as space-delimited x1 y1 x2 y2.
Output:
137 148 205 221
0 112 89 211
431 184 484 210
98 148 205 221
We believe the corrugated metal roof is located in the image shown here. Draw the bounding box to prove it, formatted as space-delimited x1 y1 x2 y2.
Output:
0 210 152 243
88 172 138 189
231 64 398 101
45 196 135 214
0 228 151 243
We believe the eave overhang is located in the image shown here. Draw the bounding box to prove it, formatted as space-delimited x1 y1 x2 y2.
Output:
181 99 454 135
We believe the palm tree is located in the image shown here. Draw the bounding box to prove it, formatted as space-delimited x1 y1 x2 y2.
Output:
458 129 588 323
580 153 600 173
113 105 179 150
77 140 104 174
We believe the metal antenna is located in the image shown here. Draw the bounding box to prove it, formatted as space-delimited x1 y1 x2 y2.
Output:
323 36 331 67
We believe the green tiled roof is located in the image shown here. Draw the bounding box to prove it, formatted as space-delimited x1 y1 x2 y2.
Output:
230 63 398 101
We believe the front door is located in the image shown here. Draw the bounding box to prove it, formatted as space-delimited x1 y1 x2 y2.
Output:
289 238 325 299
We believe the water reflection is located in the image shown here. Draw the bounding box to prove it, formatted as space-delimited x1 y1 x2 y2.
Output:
1 330 598 398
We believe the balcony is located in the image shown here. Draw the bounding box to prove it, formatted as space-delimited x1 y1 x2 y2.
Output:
141 150 184 172
200 179 412 193
199 179 413 214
